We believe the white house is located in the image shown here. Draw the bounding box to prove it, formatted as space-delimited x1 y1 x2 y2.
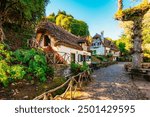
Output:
35 21 91 65
90 32 105 55
90 32 120 61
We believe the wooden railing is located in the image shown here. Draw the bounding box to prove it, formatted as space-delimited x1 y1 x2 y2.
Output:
27 38 40 48
27 39 70 64
33 69 92 100
45 51 70 64
58 52 70 64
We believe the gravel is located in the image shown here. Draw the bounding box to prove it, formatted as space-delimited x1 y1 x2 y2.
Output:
80 62 147 100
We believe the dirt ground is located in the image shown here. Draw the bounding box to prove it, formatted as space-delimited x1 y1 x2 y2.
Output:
0 77 66 100
133 79 150 99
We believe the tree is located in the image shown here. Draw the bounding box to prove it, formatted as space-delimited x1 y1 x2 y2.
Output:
117 0 150 59
115 34 132 52
70 19 89 37
0 0 49 41
47 13 56 23
47 10 90 37
115 0 150 69
118 42 126 56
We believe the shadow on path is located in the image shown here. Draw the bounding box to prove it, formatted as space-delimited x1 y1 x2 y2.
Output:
77 62 147 100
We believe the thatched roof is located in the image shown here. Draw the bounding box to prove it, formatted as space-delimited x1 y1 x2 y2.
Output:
36 21 88 50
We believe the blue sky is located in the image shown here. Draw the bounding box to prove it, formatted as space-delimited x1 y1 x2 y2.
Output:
46 0 140 40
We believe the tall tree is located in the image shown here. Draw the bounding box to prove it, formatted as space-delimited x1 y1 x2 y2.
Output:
47 10 89 37
115 0 150 69
0 0 49 41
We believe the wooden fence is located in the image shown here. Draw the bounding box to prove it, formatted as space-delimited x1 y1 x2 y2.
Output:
27 38 39 48
27 39 70 64
33 69 92 100
45 52 70 64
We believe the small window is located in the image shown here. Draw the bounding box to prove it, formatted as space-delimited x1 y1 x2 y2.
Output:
44 35 50 46
78 54 82 62
83 55 86 62
71 53 76 63
86 56 91 61
78 55 83 62
93 50 96 55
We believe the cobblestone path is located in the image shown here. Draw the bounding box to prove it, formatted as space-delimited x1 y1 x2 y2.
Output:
78 62 147 100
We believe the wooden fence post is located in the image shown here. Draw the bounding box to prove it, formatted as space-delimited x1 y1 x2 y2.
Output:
70 80 73 100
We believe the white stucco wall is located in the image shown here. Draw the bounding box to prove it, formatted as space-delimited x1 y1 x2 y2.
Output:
90 38 105 55
53 45 91 64
38 34 91 65
113 51 120 57
90 47 105 55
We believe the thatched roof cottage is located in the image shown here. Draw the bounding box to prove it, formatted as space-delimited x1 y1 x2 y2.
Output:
35 21 91 64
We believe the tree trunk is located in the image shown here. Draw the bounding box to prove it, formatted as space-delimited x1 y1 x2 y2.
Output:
118 0 123 10
0 21 5 42
132 18 143 69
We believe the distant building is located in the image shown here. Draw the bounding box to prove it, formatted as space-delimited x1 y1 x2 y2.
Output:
90 32 120 61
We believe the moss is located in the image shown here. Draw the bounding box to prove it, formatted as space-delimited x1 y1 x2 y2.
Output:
115 2 150 21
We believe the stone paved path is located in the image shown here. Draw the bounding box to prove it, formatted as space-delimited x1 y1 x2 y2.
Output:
78 62 147 100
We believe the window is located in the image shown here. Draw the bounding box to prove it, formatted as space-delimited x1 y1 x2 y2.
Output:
71 53 76 63
92 50 96 55
86 56 91 61
78 54 82 62
83 55 86 62
44 35 50 46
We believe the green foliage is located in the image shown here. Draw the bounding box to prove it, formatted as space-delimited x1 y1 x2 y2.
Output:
70 62 89 74
0 0 49 26
52 77 67 95
13 49 53 82
70 19 89 37
10 65 26 80
115 1 150 20
0 43 54 87
47 13 56 23
0 60 10 87
80 62 89 72
115 2 150 58
70 62 81 74
95 55 108 62
107 53 113 58
0 43 12 62
143 9 150 48
118 42 127 55
46 10 89 37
